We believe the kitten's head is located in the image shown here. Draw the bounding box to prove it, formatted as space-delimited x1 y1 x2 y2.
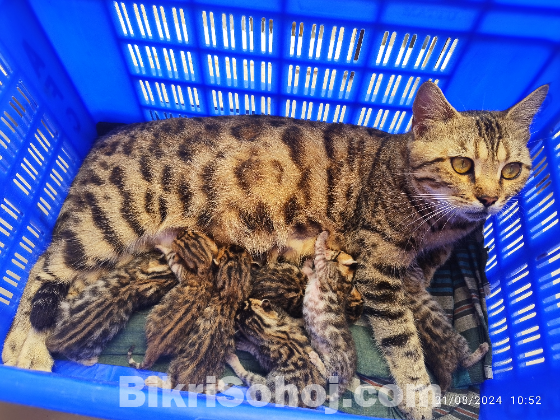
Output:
408 82 548 221
236 298 285 343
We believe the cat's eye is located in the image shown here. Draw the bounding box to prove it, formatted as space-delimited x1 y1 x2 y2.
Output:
501 162 522 180
451 157 473 174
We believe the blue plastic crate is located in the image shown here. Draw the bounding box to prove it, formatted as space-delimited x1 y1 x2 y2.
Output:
0 0 559 419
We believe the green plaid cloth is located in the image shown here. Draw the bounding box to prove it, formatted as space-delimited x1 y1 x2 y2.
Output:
92 229 492 419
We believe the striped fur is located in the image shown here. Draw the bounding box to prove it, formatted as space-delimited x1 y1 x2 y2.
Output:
404 260 489 392
46 252 176 364
302 231 357 400
250 261 363 322
228 298 326 408
132 230 219 369
166 244 253 389
5 82 547 420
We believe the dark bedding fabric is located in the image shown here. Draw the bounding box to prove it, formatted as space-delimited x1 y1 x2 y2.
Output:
83 230 492 419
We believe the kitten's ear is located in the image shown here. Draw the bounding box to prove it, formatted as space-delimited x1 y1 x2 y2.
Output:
261 299 272 312
412 81 458 137
505 85 549 128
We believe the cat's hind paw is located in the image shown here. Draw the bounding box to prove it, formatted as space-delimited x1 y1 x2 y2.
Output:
3 329 54 372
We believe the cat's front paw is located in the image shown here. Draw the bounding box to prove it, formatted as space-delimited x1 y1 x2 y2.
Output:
398 383 435 420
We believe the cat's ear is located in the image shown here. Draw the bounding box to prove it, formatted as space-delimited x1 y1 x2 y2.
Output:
505 85 549 128
412 81 459 137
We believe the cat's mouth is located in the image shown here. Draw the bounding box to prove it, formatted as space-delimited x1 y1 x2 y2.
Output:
462 206 501 220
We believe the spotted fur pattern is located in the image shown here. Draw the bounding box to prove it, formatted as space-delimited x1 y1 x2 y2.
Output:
167 244 253 389
250 262 363 322
227 298 326 408
302 231 357 400
129 230 219 370
46 252 176 364
404 258 489 392
5 82 547 420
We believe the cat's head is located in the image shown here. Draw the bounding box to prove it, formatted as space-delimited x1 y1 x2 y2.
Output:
408 82 548 221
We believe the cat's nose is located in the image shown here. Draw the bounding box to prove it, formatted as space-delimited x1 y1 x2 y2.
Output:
477 195 498 207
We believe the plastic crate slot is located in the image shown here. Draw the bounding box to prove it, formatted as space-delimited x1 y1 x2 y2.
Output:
375 31 388 65
528 192 554 218
490 316 506 329
353 29 365 62
421 36 437 70
493 357 512 368
530 211 558 237
510 289 533 305
516 337 539 350
511 283 532 298
492 336 510 349
413 35 431 69
526 180 552 204
114 2 130 36
530 142 544 159
532 155 547 174
525 171 550 196
521 357 545 367
440 39 458 71
488 298 504 312
493 341 511 355
526 164 548 189
501 219 521 240
513 310 537 324
3 270 19 287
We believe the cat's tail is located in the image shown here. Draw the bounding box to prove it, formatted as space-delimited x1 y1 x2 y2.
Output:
461 342 489 368
127 345 142 369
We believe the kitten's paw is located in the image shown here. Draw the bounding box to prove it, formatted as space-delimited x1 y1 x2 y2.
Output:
225 353 241 368
400 405 433 420
145 375 171 389
301 259 314 276
399 383 435 420
4 329 54 372
78 356 99 366
461 342 489 368
308 350 327 376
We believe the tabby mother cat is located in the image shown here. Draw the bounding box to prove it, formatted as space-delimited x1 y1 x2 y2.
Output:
3 82 547 420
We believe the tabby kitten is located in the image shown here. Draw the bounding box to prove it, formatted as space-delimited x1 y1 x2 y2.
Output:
132 230 219 369
404 261 489 392
46 252 177 364
302 231 357 400
166 244 253 389
250 261 363 323
227 298 326 408
6 81 547 420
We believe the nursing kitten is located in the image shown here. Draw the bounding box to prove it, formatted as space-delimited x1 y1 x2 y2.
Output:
302 231 357 400
131 230 219 369
166 244 253 389
46 252 177 364
250 261 363 322
404 261 489 392
250 263 307 318
227 298 326 408
7 82 547 420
